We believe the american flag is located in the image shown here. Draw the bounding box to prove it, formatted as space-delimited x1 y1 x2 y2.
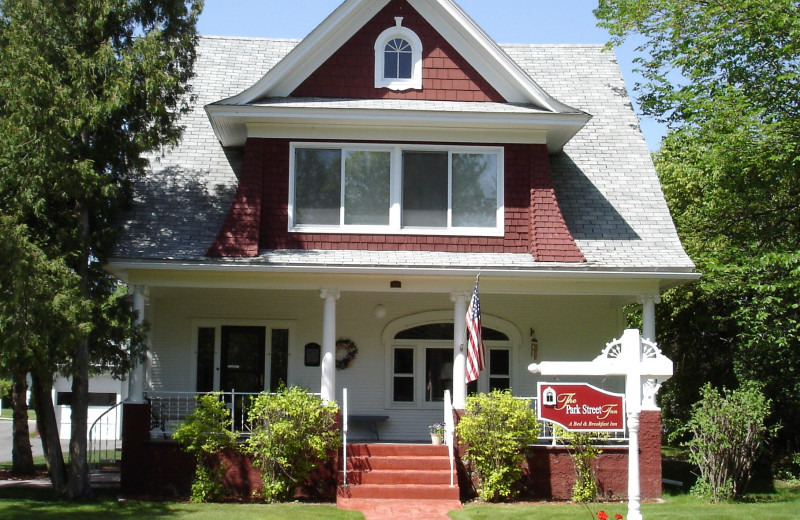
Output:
465 277 485 383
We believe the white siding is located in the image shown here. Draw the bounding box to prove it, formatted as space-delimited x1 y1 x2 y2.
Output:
145 287 627 441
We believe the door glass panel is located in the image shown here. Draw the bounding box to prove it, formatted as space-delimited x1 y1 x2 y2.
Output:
489 349 511 391
221 326 266 393
393 348 414 402
196 327 215 393
425 348 453 402
270 329 289 392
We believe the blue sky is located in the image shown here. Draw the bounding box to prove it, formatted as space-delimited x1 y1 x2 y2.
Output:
198 0 664 151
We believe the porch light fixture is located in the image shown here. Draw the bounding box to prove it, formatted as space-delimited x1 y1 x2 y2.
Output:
530 328 539 359
304 342 321 367
374 304 387 319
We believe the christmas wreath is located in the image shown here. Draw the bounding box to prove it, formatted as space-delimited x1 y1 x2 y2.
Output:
335 339 358 370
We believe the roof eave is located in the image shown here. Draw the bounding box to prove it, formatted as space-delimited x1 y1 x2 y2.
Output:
205 103 591 152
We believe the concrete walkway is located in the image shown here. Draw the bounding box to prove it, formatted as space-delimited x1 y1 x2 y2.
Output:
338 498 462 519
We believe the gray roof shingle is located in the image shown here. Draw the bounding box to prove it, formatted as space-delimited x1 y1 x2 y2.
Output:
114 36 694 273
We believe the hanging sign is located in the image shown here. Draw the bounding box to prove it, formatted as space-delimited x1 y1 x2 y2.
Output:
537 382 626 432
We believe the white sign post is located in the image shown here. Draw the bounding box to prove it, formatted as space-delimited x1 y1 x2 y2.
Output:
528 329 673 520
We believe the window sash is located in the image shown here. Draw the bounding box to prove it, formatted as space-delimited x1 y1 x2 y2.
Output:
290 143 503 236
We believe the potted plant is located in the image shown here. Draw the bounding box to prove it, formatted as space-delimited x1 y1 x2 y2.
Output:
429 422 445 445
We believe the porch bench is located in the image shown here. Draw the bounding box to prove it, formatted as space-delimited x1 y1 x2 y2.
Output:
348 415 389 441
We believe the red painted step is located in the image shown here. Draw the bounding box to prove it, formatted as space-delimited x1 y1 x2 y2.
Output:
337 443 459 502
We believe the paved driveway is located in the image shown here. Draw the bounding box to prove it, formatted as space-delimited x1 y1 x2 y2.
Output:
0 419 54 463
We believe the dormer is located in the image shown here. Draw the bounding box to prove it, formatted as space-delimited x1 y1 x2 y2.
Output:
374 17 423 90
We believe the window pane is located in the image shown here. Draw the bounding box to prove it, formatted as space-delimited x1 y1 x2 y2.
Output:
489 349 510 376
295 148 341 225
452 153 497 227
425 348 454 402
345 151 391 225
403 151 448 227
489 378 510 391
270 329 289 393
385 51 399 79
394 348 414 374
197 327 216 392
398 51 412 78
394 377 414 402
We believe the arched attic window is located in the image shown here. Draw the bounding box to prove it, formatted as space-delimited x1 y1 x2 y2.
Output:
374 17 422 91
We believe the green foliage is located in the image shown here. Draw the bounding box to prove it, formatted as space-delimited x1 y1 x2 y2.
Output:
172 393 237 503
595 0 800 457
554 427 609 503
243 386 340 503
456 390 540 502
0 0 202 497
0 378 11 402
673 382 774 501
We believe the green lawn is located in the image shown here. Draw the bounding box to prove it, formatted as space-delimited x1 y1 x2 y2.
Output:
1 483 799 520
0 408 36 420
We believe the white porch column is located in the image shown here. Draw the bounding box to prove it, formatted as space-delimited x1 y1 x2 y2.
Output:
126 285 148 403
639 294 661 410
639 294 660 342
320 289 340 403
451 291 469 409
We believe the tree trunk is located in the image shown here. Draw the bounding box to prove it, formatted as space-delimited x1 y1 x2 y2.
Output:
66 199 92 499
31 372 66 495
10 371 34 475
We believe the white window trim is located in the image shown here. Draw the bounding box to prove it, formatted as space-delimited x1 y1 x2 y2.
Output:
374 18 423 91
381 311 520 409
189 319 295 393
288 142 505 237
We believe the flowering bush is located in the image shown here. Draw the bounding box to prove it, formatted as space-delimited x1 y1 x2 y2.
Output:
595 511 623 520
429 422 445 435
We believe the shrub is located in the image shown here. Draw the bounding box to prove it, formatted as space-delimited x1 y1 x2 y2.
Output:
243 386 340 502
456 389 540 501
172 393 238 502
674 381 774 501
555 427 609 503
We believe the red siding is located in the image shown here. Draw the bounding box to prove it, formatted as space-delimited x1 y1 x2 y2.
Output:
206 140 264 257
207 138 583 262
291 0 504 102
528 145 586 262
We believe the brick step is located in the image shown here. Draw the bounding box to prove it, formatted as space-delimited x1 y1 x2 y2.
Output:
343 469 452 485
344 443 449 457
338 483 460 500
345 455 451 471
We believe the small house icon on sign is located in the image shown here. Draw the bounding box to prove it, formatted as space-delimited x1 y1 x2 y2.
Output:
543 386 557 406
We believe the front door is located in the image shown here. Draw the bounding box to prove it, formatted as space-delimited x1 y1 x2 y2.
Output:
220 326 266 393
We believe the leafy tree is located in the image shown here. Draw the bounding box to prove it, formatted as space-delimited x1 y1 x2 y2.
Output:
596 0 800 452
0 0 202 497
0 216 86 487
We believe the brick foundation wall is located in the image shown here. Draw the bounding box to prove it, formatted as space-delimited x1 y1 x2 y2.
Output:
454 409 663 501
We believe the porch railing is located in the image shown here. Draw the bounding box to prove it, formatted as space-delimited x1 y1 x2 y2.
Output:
145 390 321 437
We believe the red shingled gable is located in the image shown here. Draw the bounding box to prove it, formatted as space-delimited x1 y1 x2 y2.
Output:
291 0 504 102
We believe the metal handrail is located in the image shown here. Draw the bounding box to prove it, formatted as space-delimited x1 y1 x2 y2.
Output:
443 389 455 487
342 388 348 487
88 401 122 471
